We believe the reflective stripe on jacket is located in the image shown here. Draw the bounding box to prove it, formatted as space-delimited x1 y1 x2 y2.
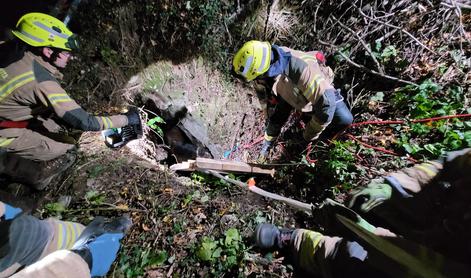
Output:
0 51 127 134
271 47 335 112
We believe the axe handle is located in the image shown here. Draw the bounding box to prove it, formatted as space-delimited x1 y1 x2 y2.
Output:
206 170 312 213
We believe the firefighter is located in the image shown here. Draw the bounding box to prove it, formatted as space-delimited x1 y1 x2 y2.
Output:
255 149 471 277
0 201 129 277
232 41 353 162
0 12 141 189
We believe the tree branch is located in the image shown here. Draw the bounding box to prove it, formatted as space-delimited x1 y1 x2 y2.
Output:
318 40 418 87
331 16 385 74
356 6 438 55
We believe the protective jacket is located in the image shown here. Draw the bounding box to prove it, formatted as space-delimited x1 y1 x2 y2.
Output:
292 149 471 277
255 46 339 141
11 250 90 278
0 50 128 147
0 48 128 161
0 201 86 277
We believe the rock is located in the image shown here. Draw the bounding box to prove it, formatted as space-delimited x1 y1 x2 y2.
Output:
220 214 239 228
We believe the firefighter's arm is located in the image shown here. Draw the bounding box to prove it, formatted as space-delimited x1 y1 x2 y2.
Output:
303 89 336 141
37 81 128 131
387 160 443 194
11 250 91 278
253 80 269 118
388 149 471 195
388 149 471 194
348 149 470 212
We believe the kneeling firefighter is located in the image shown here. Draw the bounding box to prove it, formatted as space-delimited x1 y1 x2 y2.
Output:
0 12 142 189
232 41 353 162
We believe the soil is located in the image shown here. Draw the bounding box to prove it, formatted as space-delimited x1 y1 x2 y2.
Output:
6 59 298 277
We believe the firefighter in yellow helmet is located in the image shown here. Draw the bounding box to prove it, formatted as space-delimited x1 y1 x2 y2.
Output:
233 41 353 162
0 13 141 189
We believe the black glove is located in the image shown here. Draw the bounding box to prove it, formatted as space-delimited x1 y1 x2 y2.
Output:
125 108 141 126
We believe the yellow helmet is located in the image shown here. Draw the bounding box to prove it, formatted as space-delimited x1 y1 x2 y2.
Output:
233 40 272 81
11 12 78 51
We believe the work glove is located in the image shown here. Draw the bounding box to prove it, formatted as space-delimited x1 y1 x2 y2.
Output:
348 179 392 212
125 108 141 126
72 216 132 277
312 198 376 235
257 140 274 164
1 203 22 220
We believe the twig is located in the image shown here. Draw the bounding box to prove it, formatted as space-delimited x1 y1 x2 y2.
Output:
449 0 467 53
223 19 233 45
263 0 275 40
375 29 399 43
318 40 418 86
331 16 384 74
313 3 321 33
356 6 437 55
65 205 146 213
441 1 471 9
229 113 246 159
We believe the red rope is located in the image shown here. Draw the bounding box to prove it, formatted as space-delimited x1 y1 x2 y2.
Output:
345 134 418 163
308 113 471 164
305 142 318 164
241 136 264 149
241 114 471 164
410 113 471 123
348 113 471 127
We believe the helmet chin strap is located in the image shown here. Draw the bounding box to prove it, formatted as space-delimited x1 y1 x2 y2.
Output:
47 49 61 66
38 47 61 66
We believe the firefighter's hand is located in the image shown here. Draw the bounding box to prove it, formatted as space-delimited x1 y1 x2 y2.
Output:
256 153 268 164
125 108 141 126
312 198 376 235
348 180 392 212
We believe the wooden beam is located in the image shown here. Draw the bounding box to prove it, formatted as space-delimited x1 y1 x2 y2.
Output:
170 157 275 176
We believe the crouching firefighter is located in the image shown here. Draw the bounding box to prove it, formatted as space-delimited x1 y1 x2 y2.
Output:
0 12 141 189
232 41 353 162
254 149 471 277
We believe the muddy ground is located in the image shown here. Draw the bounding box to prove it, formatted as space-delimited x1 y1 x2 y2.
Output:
7 59 300 277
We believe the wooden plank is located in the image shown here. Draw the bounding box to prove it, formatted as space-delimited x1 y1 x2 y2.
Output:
169 160 196 171
171 158 275 176
196 158 275 176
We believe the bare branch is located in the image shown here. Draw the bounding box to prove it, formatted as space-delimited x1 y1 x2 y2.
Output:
331 16 385 74
318 40 418 87
356 6 438 55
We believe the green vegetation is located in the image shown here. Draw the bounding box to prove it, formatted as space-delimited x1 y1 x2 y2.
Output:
196 228 247 274
146 115 166 137
393 80 471 157
85 190 106 206
118 247 169 277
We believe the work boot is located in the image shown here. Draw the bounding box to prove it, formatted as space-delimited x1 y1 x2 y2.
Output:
34 152 77 190
255 223 294 250
1 152 76 190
